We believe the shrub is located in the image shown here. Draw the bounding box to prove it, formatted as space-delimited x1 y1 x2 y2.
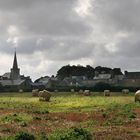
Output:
33 116 42 120
39 132 48 140
107 117 124 125
15 131 35 140
1 113 31 124
102 112 108 118
120 104 137 120
50 127 92 140
32 110 49 114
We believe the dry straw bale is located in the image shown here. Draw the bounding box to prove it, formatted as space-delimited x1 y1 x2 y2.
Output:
71 89 75 92
54 90 58 92
19 89 23 93
32 89 39 97
83 90 91 96
39 90 51 102
104 90 110 96
122 89 129 94
135 90 140 102
78 89 83 94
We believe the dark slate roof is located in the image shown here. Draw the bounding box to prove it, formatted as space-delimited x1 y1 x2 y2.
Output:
125 72 140 79
31 82 46 86
0 79 26 86
2 72 11 79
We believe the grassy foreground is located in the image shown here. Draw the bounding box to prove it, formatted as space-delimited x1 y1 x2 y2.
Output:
0 92 136 112
0 92 140 139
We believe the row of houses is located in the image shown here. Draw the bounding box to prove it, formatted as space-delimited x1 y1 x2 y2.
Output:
35 71 140 89
0 51 140 92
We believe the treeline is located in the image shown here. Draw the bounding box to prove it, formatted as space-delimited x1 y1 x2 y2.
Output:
57 65 123 80
47 83 140 92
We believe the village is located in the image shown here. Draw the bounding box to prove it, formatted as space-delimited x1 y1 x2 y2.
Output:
0 51 140 92
0 52 140 140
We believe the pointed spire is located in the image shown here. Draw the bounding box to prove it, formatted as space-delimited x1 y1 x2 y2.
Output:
12 49 18 69
10 49 20 80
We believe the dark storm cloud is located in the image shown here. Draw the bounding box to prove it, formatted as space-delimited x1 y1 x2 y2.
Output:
0 0 40 10
88 0 140 69
16 36 95 61
116 36 140 58
0 0 92 55
0 0 140 79
0 0 90 36
92 0 140 32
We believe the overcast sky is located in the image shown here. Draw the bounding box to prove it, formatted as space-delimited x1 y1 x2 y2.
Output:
0 0 139 80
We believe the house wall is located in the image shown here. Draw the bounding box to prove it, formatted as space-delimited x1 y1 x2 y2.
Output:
119 79 140 87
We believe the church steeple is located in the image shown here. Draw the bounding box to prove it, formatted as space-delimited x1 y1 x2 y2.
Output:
10 50 20 80
12 51 18 69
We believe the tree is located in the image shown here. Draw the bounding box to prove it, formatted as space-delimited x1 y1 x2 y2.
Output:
57 65 95 80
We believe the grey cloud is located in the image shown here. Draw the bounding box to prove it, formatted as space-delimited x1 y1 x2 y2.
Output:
86 0 140 70
44 42 94 61
0 0 140 79
0 0 91 36
116 36 140 58
18 37 95 61
0 0 39 10
0 39 14 53
93 0 140 32
22 2 90 36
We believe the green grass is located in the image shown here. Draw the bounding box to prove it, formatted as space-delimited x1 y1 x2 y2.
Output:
0 92 140 139
0 92 137 112
0 113 32 124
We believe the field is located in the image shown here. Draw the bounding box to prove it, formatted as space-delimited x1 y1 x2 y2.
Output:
0 92 140 139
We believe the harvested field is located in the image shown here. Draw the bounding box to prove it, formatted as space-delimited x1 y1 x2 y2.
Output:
0 92 140 139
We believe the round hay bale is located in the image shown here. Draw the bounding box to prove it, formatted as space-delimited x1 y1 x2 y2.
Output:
71 89 75 92
39 90 51 102
78 89 83 94
122 89 129 94
54 90 58 92
104 90 110 96
32 89 39 97
135 90 140 102
19 89 23 93
83 90 91 96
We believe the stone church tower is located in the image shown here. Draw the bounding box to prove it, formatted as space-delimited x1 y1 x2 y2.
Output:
10 51 20 80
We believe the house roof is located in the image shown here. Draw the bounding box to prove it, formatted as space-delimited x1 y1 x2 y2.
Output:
0 79 26 86
2 72 11 79
31 82 46 86
125 72 140 79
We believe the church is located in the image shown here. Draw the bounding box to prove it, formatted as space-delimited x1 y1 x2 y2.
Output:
0 51 33 92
